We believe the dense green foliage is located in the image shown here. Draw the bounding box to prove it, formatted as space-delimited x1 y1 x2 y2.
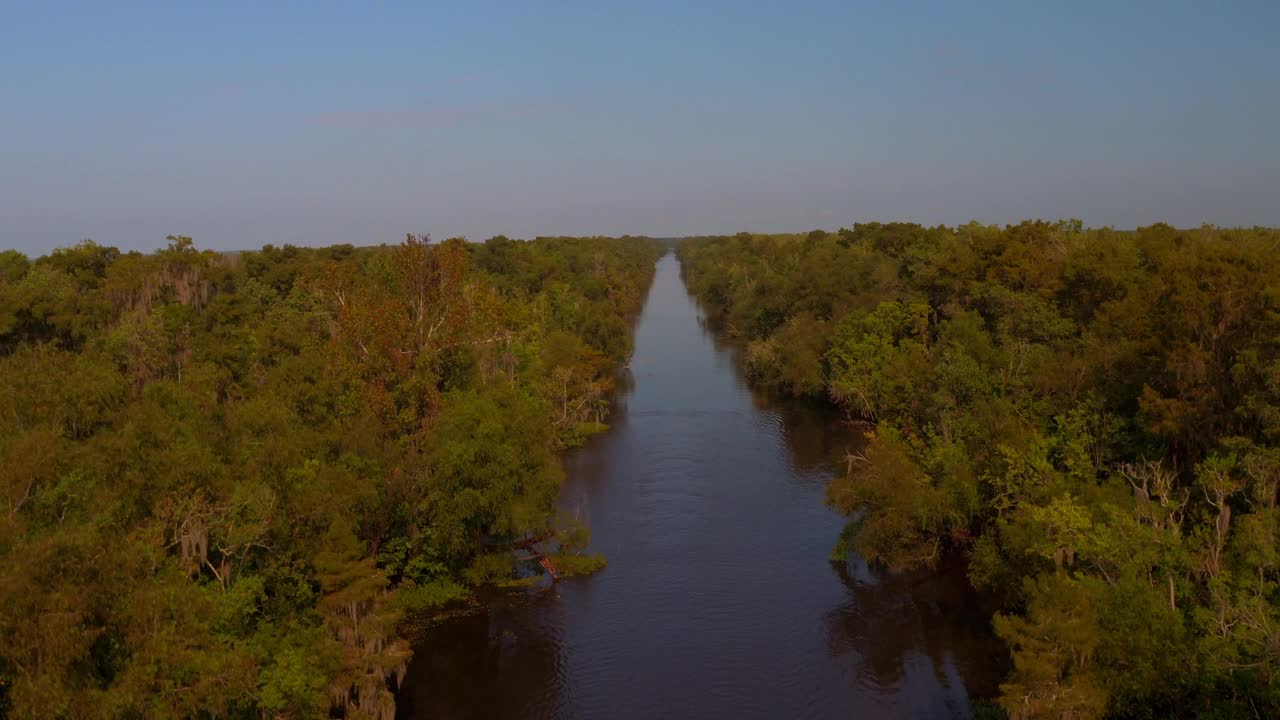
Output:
679 222 1280 719
0 234 662 719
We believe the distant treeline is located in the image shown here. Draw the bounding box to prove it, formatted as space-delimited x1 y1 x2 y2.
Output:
0 234 663 719
679 222 1280 719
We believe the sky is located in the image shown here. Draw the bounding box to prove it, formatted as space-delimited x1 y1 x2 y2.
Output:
2 0 1278 255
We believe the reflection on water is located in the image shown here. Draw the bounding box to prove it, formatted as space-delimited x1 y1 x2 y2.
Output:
823 557 1006 714
398 254 1001 719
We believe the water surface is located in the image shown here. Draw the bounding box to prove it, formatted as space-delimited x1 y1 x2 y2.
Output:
399 254 1002 719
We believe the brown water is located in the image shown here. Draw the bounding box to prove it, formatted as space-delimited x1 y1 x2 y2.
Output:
398 253 1003 719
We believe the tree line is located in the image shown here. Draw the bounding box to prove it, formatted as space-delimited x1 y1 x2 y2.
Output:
0 233 663 719
678 222 1280 719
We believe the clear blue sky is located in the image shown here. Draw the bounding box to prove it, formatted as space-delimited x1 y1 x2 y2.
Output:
2 1 1277 254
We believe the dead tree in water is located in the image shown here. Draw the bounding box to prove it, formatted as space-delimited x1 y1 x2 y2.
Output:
495 531 564 582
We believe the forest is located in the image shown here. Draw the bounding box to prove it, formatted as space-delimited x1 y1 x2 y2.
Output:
679 222 1280 719
0 233 663 719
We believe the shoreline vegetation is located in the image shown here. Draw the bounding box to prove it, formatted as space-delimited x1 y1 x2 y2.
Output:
4 221 1278 719
0 234 664 719
678 221 1280 719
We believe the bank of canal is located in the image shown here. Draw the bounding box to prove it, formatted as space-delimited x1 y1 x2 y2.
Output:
398 253 1002 719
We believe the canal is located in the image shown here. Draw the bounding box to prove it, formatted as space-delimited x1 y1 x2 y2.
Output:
398 252 1002 719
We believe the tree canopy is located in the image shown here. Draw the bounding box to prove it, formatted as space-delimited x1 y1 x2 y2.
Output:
679 222 1280 718
0 234 663 719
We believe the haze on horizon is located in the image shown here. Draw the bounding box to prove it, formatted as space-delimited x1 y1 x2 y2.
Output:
2 0 1277 256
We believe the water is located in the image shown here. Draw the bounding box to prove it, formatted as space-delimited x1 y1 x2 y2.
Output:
398 253 1003 719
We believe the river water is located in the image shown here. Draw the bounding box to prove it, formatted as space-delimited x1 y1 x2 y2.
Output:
398 253 1003 719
